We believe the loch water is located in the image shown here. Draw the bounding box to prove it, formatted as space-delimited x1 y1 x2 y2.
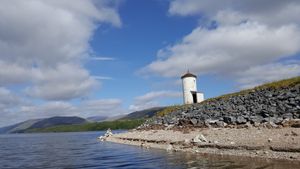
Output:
0 131 299 169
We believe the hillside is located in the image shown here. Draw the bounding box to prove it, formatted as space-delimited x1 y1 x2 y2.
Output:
0 107 158 133
26 119 145 133
86 116 109 122
121 107 165 120
142 76 300 129
0 116 88 134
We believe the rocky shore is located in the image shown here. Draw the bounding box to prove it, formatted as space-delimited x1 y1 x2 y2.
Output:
141 81 300 129
105 77 300 162
106 128 300 161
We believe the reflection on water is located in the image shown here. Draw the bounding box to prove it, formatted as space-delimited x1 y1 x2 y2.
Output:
0 131 299 169
167 151 299 169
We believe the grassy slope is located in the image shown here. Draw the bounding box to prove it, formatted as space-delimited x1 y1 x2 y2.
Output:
156 76 300 117
27 119 145 133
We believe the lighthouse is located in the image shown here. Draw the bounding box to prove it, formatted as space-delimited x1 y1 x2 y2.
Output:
181 71 204 104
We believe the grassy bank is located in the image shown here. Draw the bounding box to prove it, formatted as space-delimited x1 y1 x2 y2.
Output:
27 119 145 133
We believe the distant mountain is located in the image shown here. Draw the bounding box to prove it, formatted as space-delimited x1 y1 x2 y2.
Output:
0 116 88 134
86 116 108 122
121 107 165 120
0 119 42 134
104 114 126 121
0 107 165 134
28 116 88 129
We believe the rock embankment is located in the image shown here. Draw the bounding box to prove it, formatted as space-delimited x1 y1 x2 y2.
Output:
142 79 300 129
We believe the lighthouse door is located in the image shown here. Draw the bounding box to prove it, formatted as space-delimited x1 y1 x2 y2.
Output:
192 93 197 103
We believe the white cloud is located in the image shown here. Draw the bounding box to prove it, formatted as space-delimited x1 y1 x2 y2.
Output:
79 99 125 116
0 98 125 127
144 22 300 77
0 0 121 99
20 99 124 119
0 0 122 126
0 87 21 110
129 91 181 111
169 0 300 26
236 62 300 89
20 101 75 117
26 64 98 100
0 61 34 85
89 57 115 61
143 0 300 87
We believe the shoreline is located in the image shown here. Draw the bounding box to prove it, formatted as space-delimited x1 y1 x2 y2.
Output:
106 128 300 162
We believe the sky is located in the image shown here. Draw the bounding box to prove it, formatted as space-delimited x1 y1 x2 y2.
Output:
0 0 300 127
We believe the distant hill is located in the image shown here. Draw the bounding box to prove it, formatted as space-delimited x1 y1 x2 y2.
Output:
28 116 88 129
86 116 108 122
0 116 88 134
0 107 165 134
121 107 165 120
0 119 42 134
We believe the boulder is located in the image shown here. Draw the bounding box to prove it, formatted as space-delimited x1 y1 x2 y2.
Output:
223 116 236 124
216 121 227 128
190 118 198 125
236 116 247 124
192 134 208 143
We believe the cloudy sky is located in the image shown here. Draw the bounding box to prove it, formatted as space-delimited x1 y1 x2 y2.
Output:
0 0 299 127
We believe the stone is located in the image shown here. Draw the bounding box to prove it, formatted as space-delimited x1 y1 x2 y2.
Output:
144 84 300 130
97 136 106 141
282 119 300 128
223 116 236 124
236 116 247 124
204 120 212 128
250 116 264 124
190 118 198 125
206 119 219 124
216 121 227 128
165 124 174 130
260 110 270 118
104 128 113 137
245 122 252 128
268 138 272 143
184 139 190 144
283 113 293 119
166 144 173 151
291 131 298 136
98 128 113 141
273 117 283 124
263 122 277 128
192 134 208 143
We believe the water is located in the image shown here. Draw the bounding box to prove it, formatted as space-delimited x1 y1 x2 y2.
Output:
0 131 299 169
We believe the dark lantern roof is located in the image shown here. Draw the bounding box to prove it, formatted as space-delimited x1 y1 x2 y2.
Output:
181 72 197 79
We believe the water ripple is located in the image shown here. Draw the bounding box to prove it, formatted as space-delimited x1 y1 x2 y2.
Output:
0 131 299 169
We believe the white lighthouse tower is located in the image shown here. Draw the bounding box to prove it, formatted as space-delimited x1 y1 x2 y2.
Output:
181 71 204 104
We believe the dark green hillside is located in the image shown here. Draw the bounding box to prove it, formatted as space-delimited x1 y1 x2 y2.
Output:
121 107 165 119
27 119 145 133
0 116 89 134
28 116 88 129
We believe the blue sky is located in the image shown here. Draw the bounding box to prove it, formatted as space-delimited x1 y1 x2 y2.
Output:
0 0 299 127
87 0 234 108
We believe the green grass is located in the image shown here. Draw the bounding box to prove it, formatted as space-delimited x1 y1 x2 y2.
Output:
156 76 300 116
206 76 300 101
26 119 145 133
156 105 190 117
